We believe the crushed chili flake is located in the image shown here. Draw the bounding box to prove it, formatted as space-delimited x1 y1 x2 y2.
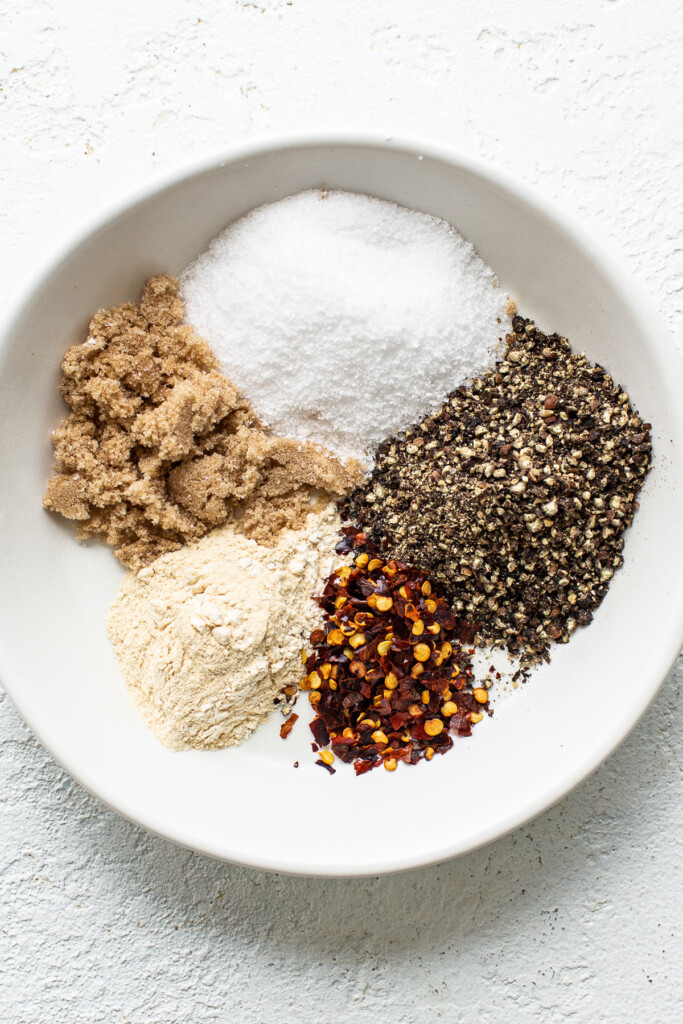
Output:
315 758 336 775
279 713 298 739
302 526 489 774
309 716 330 747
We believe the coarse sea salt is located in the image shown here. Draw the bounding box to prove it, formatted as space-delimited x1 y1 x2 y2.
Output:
181 190 508 463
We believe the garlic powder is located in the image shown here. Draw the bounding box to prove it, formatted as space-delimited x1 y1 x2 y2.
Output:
107 505 342 750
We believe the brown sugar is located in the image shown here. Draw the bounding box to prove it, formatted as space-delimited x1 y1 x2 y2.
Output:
44 275 363 569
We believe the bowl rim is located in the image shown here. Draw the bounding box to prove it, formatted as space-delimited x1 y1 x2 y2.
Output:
1 129 682 876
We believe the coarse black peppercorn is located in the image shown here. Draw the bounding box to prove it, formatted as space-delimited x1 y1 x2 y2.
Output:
341 317 652 666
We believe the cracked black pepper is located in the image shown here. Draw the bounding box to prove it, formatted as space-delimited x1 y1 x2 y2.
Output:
341 315 652 666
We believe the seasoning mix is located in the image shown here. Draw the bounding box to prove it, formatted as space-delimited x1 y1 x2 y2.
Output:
42 191 653 775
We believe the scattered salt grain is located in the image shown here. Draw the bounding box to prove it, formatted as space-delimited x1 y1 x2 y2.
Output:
181 190 508 462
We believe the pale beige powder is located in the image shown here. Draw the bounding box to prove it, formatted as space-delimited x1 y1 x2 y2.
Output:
107 504 342 750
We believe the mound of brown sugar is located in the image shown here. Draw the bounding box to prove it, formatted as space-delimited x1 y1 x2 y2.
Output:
44 275 363 569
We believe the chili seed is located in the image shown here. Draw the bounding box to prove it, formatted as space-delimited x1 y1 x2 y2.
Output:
424 719 444 737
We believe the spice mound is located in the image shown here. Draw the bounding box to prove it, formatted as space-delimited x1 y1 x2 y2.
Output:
181 189 508 462
302 526 489 775
342 316 652 665
44 275 362 569
107 506 342 750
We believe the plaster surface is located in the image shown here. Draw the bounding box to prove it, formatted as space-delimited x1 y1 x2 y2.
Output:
1 2 682 1021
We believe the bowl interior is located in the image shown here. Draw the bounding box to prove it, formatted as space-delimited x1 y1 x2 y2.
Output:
1 138 682 875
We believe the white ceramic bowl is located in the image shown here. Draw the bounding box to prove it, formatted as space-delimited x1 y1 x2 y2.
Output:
1 134 682 876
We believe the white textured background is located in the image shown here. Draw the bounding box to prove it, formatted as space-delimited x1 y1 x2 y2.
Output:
1 2 682 1021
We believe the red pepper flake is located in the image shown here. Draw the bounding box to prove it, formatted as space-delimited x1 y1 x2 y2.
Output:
315 758 336 775
279 713 298 739
303 525 489 774
309 716 330 747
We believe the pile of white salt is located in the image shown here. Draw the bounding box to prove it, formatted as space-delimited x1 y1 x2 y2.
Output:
181 190 509 463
